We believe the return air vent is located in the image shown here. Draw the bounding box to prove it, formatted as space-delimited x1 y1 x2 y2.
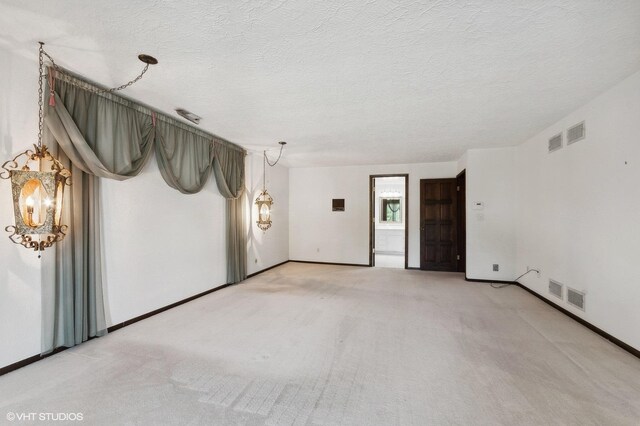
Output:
567 121 586 145
549 279 563 299
567 288 585 311
548 133 563 153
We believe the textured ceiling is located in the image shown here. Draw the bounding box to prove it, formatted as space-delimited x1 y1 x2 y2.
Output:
1 1 640 167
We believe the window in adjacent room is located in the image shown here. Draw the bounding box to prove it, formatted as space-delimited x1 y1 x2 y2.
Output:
380 198 402 223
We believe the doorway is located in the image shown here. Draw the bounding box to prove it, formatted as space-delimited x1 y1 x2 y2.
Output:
419 177 463 271
369 174 408 269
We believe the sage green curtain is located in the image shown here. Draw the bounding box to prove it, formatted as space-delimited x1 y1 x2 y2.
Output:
41 72 247 353
45 83 155 180
155 121 215 194
42 78 156 353
41 146 108 350
213 141 247 283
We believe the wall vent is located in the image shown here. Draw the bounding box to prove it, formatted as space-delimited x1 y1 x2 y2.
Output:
567 121 586 145
549 279 563 299
567 287 586 311
175 108 201 125
548 133 563 153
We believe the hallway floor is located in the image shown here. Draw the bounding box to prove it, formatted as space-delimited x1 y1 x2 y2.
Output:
374 253 404 268
1 263 639 425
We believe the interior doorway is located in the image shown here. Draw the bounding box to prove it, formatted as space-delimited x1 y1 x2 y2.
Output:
369 174 409 269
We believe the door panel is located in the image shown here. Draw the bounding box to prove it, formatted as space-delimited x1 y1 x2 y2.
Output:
420 179 458 271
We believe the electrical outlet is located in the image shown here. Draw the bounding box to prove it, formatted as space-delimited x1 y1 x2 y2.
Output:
493 264 499 272
254 258 258 264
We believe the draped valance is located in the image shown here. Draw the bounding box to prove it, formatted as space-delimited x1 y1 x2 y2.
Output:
45 72 245 185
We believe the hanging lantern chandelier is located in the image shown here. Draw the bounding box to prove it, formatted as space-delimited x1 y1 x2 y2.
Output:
1 145 70 253
1 42 71 254
2 42 157 254
255 141 286 232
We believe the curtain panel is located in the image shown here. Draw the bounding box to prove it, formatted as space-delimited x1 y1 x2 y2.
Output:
213 142 247 283
41 149 108 350
41 71 247 354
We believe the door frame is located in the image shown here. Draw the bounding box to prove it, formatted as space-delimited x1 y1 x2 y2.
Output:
456 170 466 273
369 174 409 269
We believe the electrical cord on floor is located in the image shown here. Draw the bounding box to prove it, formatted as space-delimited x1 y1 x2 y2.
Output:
490 269 539 289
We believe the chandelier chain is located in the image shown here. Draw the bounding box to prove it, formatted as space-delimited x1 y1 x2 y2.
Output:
41 47 150 95
264 142 285 167
37 42 45 148
263 152 266 192
263 142 286 191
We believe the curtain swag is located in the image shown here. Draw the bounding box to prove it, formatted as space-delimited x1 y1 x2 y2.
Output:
51 68 245 153
45 74 246 196
40 68 248 355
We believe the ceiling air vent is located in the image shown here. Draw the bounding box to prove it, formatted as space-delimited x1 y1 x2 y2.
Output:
567 121 585 145
175 108 201 125
549 279 563 299
548 133 563 153
567 287 585 311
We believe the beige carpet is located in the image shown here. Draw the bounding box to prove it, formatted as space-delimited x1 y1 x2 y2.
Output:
1 263 639 425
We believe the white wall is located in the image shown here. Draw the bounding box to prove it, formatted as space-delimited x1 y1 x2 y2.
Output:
246 152 289 275
100 157 228 326
461 70 640 349
464 148 518 281
456 151 468 174
289 162 457 267
0 44 43 370
515 70 640 350
103 152 290 326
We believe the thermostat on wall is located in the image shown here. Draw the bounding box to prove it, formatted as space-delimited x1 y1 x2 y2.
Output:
472 201 484 210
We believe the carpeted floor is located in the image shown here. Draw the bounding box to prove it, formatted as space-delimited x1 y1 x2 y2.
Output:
1 263 639 425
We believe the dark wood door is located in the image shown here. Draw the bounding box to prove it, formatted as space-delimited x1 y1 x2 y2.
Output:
420 179 457 271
